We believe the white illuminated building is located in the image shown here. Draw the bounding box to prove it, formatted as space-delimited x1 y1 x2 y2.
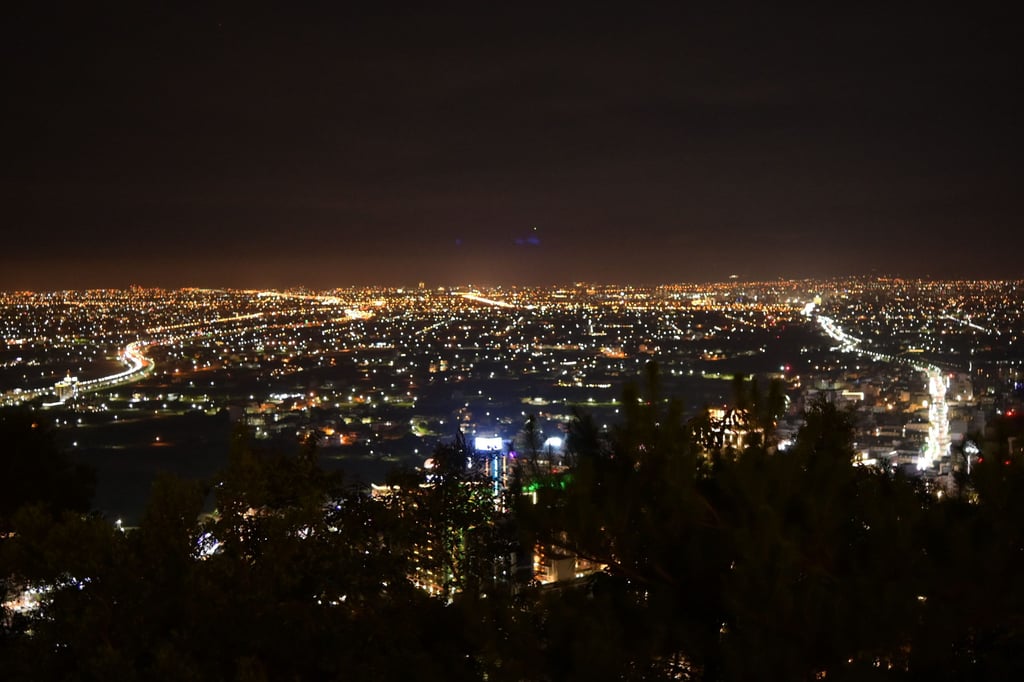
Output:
919 368 950 471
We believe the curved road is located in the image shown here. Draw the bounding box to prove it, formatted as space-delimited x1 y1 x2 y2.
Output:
810 310 949 471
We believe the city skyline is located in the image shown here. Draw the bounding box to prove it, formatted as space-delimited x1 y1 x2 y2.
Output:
5 276 1024 677
4 276 1022 521
4 5 1021 289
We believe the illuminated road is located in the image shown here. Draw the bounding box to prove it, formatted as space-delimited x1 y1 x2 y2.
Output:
145 312 263 334
808 308 949 470
75 340 156 394
1 299 373 407
457 292 516 309
1 341 156 406
941 313 998 336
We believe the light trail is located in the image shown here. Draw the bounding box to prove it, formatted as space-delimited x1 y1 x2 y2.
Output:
254 290 347 306
3 296 371 407
58 340 158 402
457 292 516 309
808 310 949 471
941 314 998 335
146 312 263 334
415 320 446 336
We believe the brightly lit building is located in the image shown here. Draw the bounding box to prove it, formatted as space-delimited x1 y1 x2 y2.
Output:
54 375 78 403
919 369 951 470
473 435 509 503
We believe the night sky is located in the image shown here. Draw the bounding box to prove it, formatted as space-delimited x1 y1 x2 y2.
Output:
3 4 1021 289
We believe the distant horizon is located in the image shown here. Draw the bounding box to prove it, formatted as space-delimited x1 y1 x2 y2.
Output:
4 272 1023 295
4 245 1023 292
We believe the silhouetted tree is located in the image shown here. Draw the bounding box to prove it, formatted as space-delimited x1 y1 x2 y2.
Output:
1 427 479 681
0 409 94 531
7 371 1024 680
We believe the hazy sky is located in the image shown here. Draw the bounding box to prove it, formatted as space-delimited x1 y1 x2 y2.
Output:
4 4 1021 289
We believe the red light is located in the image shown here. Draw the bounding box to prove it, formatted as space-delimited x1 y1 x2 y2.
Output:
978 457 984 464
1005 460 1012 466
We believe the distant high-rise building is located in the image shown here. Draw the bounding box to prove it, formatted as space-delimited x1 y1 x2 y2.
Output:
54 375 78 402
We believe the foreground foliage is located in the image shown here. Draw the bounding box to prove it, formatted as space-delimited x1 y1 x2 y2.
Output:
3 371 1024 680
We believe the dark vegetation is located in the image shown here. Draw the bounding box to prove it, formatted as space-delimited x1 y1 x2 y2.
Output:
3 366 1024 680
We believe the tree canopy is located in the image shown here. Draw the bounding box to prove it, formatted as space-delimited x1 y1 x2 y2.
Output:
3 370 1024 680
